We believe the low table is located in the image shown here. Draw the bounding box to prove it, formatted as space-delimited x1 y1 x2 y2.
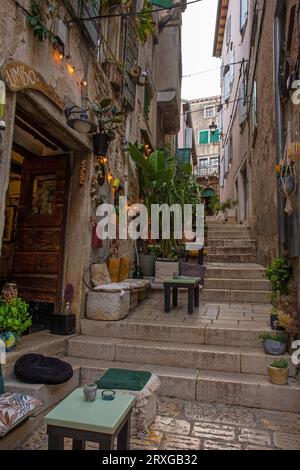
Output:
44 388 135 450
163 277 201 315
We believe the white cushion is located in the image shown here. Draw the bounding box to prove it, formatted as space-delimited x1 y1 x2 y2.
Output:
94 282 131 293
154 261 179 284
91 263 111 287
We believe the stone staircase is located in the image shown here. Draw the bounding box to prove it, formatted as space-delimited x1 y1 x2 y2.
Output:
66 318 300 413
202 219 272 304
64 218 299 414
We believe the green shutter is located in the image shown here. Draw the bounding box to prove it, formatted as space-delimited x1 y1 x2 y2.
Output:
177 149 191 164
210 129 220 143
199 131 209 145
151 0 173 8
122 19 139 110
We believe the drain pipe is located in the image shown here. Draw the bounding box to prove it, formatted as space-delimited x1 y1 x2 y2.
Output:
274 10 287 256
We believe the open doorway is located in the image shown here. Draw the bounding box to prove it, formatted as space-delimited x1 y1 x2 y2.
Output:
0 106 70 331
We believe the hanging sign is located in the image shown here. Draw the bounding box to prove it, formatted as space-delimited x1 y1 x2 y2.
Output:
0 61 64 110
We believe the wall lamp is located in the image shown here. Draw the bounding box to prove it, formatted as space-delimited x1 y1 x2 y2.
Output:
64 103 97 134
209 122 217 135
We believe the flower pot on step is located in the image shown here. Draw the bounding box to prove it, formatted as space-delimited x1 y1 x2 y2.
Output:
139 254 156 277
267 364 289 385
263 339 287 356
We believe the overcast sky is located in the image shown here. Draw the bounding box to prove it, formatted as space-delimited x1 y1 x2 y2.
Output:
181 0 221 100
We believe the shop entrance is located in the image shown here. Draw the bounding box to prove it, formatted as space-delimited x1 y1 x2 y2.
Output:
0 107 70 329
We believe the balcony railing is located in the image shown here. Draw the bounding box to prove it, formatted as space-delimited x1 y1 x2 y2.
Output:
194 165 219 177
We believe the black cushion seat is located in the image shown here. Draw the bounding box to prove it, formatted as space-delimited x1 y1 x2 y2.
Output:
14 354 73 385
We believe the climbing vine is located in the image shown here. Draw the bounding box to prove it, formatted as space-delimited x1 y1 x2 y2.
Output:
27 0 155 45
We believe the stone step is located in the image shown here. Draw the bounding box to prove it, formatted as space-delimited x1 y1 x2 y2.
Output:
206 246 256 255
205 264 265 280
80 319 270 348
2 331 73 380
196 371 300 413
67 336 282 375
207 232 252 239
65 357 300 412
5 364 80 415
204 278 271 292
205 254 257 263
202 288 272 303
207 239 256 248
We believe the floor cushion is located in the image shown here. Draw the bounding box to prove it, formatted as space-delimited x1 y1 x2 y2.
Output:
96 368 152 391
91 263 111 287
95 369 160 438
154 261 179 284
86 289 130 321
14 354 73 385
0 392 43 437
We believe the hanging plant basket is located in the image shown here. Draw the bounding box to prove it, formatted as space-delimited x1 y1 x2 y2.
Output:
279 172 297 197
93 134 112 157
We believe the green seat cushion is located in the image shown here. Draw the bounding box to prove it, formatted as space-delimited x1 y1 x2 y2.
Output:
96 368 152 392
0 365 4 394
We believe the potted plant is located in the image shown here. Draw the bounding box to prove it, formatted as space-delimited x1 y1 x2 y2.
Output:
139 244 161 277
265 257 292 308
270 307 285 331
267 359 289 385
92 98 124 156
0 292 32 352
259 332 288 356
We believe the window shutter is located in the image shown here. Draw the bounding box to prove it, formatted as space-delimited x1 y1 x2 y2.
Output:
239 82 247 123
122 18 139 110
151 0 173 7
240 0 248 31
226 15 232 46
199 130 209 145
210 129 220 144
80 0 100 47
224 71 231 101
224 143 229 174
230 51 235 85
220 157 225 188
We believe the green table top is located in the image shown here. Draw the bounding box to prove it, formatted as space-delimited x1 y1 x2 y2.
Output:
163 276 201 285
44 388 135 435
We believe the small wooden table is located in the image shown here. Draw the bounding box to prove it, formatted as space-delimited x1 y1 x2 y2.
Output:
44 388 135 450
163 277 202 315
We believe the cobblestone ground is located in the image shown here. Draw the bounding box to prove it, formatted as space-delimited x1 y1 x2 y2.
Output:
19 398 300 450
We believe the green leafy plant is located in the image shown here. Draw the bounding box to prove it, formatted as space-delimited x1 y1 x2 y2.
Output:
92 98 124 139
265 257 291 296
270 359 289 369
135 1 155 44
129 144 201 258
259 332 288 344
208 195 238 215
0 296 32 337
148 245 161 257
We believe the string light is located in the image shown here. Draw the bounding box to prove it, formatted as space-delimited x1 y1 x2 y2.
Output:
81 79 88 87
67 63 75 75
102 157 108 164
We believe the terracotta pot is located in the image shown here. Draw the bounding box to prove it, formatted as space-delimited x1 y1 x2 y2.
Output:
267 365 289 385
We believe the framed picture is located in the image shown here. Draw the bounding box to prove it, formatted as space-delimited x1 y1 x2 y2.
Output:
3 206 15 242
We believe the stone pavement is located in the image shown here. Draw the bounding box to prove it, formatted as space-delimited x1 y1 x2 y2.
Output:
19 397 300 450
127 298 271 328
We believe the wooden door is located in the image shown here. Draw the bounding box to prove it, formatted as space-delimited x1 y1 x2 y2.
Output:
11 155 69 310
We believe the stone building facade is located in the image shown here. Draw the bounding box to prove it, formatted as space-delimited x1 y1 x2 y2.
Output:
189 96 221 204
0 0 184 330
214 0 300 311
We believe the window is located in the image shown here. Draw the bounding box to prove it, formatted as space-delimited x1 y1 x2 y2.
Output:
199 158 208 167
240 0 248 32
205 106 215 118
210 157 219 168
199 130 209 145
80 0 100 47
224 69 231 101
199 129 220 145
